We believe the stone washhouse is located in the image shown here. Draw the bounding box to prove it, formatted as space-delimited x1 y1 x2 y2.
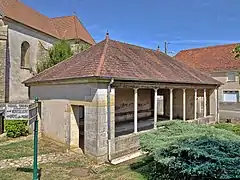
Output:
24 35 221 163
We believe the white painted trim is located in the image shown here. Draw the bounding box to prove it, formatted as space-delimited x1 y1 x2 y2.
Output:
204 89 207 117
170 88 173 120
134 88 138 133
183 89 186 121
154 89 158 129
194 89 197 120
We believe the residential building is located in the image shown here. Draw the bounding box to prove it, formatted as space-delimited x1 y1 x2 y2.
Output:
175 44 240 103
24 36 220 163
0 0 95 103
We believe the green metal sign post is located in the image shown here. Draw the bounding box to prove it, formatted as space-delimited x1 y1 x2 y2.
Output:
33 97 39 180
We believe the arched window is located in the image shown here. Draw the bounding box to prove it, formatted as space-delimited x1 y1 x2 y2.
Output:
21 41 30 68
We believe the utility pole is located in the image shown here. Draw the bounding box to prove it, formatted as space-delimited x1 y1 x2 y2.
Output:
164 41 168 54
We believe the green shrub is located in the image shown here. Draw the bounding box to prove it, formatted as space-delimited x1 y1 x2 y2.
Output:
139 121 240 180
5 120 29 138
151 137 240 180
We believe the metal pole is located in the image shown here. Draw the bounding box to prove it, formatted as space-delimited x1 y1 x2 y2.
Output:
164 41 168 54
33 97 39 180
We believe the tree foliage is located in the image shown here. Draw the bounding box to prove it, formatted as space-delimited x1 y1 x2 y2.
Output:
138 121 240 180
36 40 90 73
233 44 240 58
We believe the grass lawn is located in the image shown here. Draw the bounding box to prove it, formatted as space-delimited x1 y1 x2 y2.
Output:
1 121 240 180
0 136 146 180
0 157 147 180
0 138 66 160
214 123 240 135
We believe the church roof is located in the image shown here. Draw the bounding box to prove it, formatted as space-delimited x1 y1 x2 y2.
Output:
51 16 95 45
0 0 95 45
24 37 220 86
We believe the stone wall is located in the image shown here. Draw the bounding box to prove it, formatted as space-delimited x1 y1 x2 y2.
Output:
115 88 153 122
164 89 195 119
30 82 111 163
5 19 56 102
41 100 71 146
0 18 8 102
112 133 140 159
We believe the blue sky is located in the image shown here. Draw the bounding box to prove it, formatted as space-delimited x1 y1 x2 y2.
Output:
22 0 240 54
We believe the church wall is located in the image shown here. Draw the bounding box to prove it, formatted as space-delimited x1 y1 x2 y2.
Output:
5 19 57 102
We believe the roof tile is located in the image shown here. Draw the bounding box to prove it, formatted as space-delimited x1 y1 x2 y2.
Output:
0 0 95 44
24 38 220 85
175 44 240 72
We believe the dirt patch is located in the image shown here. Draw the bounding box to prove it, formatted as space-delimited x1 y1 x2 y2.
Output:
70 167 90 177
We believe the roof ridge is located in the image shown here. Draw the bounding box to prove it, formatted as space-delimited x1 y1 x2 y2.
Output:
51 15 75 19
73 16 79 40
95 38 109 76
74 16 96 44
178 43 239 54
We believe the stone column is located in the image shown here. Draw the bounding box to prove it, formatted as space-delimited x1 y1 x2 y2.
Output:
215 88 219 123
204 89 207 117
183 89 186 121
84 85 115 164
0 16 8 102
134 88 138 133
194 89 197 120
170 88 173 120
154 88 158 129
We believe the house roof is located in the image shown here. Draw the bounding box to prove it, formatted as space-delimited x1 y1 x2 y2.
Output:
0 0 95 45
175 43 240 72
24 37 220 86
51 16 95 45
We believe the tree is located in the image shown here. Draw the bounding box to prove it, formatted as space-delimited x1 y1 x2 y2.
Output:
233 44 240 58
36 40 90 73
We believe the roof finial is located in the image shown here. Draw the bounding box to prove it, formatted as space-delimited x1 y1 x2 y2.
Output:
73 11 77 16
156 45 160 52
106 30 109 39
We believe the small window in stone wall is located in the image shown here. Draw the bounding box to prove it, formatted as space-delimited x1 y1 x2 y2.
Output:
227 72 236 82
21 41 31 69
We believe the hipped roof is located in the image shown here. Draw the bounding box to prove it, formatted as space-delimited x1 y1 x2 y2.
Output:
24 37 220 86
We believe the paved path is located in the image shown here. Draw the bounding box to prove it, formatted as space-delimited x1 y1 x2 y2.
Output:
0 152 76 169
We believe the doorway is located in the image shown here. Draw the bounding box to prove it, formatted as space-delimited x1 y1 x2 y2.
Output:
78 106 84 151
72 105 85 152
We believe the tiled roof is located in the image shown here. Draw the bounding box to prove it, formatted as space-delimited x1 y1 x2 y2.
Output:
24 37 220 85
0 0 95 45
175 44 240 72
51 16 95 45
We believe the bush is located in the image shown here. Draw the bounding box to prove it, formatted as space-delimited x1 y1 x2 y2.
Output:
5 120 29 138
139 121 240 180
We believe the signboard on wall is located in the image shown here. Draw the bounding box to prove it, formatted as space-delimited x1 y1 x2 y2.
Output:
5 104 29 120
